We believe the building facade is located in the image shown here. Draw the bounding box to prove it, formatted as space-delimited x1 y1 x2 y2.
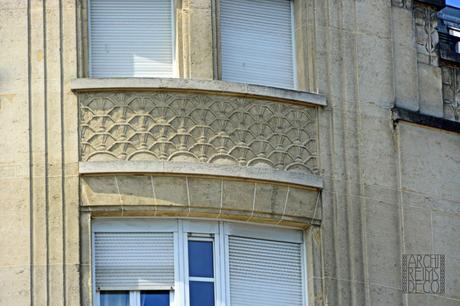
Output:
0 0 459 305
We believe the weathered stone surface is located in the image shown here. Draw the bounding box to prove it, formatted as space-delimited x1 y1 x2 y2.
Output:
369 286 404 306
117 175 156 205
432 212 460 300
366 201 401 288
399 122 460 201
153 176 189 207
81 176 121 205
80 174 320 224
408 294 460 306
187 177 222 209
442 66 460 122
4 0 460 305
418 63 443 117
403 204 432 253
253 183 288 217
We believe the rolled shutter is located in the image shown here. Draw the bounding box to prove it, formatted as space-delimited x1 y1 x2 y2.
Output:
94 232 175 290
220 0 295 89
89 0 173 77
228 236 304 306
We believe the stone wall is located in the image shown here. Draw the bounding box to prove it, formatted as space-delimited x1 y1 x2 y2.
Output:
1 0 460 305
0 0 80 305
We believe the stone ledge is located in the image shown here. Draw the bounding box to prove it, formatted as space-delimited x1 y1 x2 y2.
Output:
79 161 323 189
80 206 321 228
392 106 460 134
71 78 327 106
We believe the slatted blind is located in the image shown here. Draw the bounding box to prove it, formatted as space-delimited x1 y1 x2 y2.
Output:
220 0 295 89
94 232 175 290
89 0 173 77
228 236 304 306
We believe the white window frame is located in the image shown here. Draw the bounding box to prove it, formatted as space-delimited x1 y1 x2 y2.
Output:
92 219 308 306
87 0 178 78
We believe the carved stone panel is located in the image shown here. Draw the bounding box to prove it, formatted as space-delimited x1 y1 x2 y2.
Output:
79 92 319 175
414 5 439 66
442 66 460 121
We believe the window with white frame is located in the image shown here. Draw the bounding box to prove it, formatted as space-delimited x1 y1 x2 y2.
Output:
92 219 308 306
89 0 175 77
219 0 296 89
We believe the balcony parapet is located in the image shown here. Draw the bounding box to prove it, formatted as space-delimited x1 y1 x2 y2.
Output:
72 78 324 189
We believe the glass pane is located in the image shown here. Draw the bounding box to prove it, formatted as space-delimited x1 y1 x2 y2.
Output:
141 291 170 306
100 291 129 306
188 240 214 277
189 281 215 306
448 0 460 8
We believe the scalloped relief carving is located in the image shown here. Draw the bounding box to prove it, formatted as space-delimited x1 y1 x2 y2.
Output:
79 92 319 175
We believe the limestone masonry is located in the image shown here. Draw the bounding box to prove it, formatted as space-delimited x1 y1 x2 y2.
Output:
0 0 459 305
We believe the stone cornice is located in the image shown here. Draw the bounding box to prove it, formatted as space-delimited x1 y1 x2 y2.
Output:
71 78 327 107
392 106 460 133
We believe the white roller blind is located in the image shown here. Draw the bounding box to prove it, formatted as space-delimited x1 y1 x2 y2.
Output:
94 232 175 290
220 0 295 89
89 0 174 77
228 236 304 306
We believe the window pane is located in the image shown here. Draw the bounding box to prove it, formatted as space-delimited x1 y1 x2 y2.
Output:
188 240 214 277
141 291 170 306
100 291 129 306
189 281 215 306
448 0 460 8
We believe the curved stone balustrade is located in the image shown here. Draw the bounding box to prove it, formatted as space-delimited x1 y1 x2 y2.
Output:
73 78 324 179
73 78 324 224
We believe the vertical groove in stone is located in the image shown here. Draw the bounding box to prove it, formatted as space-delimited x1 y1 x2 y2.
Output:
395 125 408 306
27 0 34 304
22 0 79 304
30 0 47 303
59 0 67 303
42 0 50 304
337 0 353 303
334 0 349 303
391 4 403 306
321 0 340 303
351 0 369 303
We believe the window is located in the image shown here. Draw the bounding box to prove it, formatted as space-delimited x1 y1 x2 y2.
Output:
219 0 296 89
89 0 174 77
92 219 307 306
438 5 460 62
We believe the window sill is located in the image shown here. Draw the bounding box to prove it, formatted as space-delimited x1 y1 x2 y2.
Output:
71 78 327 107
